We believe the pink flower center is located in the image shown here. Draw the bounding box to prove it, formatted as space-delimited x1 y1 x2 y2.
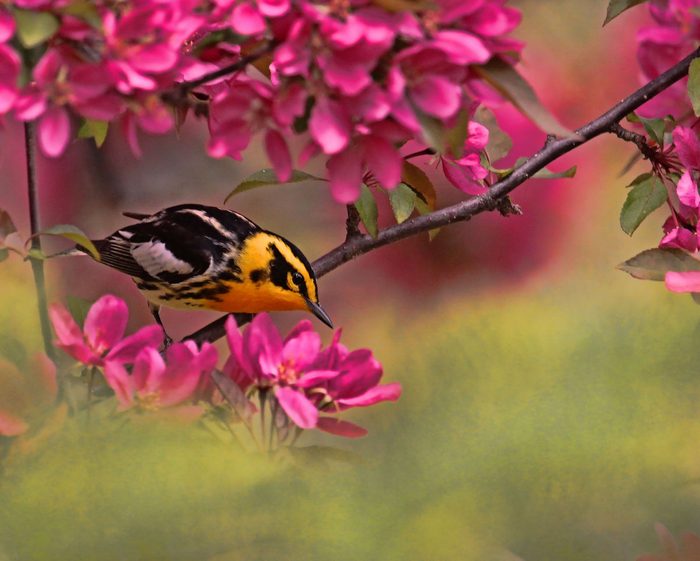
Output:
277 361 299 385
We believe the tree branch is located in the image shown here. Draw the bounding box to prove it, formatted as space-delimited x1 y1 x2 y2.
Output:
184 46 700 345
162 42 275 105
24 122 55 361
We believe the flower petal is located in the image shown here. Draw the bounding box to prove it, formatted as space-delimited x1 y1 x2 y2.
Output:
363 135 401 190
411 75 462 119
38 106 71 157
265 129 292 182
677 171 700 208
84 295 128 355
665 271 700 293
337 382 402 407
282 331 321 371
316 416 367 438
327 146 363 204
133 346 166 392
103 361 135 409
107 325 164 364
275 386 318 429
296 369 341 388
48 303 95 364
309 97 351 155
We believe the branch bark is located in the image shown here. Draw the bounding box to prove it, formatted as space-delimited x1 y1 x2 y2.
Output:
184 46 700 345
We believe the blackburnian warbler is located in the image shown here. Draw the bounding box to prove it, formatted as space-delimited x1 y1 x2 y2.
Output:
79 204 332 334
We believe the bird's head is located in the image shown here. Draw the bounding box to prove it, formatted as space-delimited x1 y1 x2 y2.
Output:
233 231 333 327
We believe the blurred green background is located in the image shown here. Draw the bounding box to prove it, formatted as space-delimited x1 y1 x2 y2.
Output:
2 1 698 560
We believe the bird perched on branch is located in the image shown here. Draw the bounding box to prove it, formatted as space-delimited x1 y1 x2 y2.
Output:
78 204 332 340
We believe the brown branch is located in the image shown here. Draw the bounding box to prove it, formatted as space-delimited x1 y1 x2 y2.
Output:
184 46 700 346
162 42 275 105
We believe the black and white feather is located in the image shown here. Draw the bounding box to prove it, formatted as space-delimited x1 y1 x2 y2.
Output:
85 204 259 286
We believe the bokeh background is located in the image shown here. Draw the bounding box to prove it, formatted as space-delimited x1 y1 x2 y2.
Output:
2 1 699 560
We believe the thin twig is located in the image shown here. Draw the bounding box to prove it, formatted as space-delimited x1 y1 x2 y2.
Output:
183 46 700 345
162 42 275 105
609 122 657 160
24 121 55 361
345 205 361 242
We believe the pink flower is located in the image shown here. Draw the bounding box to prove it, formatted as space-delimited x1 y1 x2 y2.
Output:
224 314 401 436
49 294 164 367
103 341 218 413
665 270 700 292
636 0 700 118
441 120 490 195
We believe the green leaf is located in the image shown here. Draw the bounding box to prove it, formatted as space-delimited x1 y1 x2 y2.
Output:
0 248 8 263
78 120 109 148
532 165 577 180
688 58 700 117
617 248 700 281
354 184 379 238
13 8 59 48
38 224 100 260
641 117 666 146
604 0 649 25
619 174 667 235
26 248 46 261
445 107 469 159
512 158 576 180
414 199 441 241
224 169 324 203
62 0 101 27
626 172 653 188
401 161 436 209
473 58 578 139
416 111 447 154
473 106 513 163
389 183 417 224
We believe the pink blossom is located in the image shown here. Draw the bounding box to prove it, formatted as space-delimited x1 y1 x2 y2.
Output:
441 120 490 195
49 294 164 367
103 341 217 413
636 0 700 118
223 314 401 436
665 270 700 292
0 44 19 115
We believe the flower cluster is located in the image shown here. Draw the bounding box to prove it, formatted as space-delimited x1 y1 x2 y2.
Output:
45 295 400 442
223 313 401 438
206 0 520 201
49 294 217 414
624 1 700 295
637 0 700 119
0 0 520 202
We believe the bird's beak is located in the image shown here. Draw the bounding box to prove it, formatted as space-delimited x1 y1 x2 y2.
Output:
306 299 333 328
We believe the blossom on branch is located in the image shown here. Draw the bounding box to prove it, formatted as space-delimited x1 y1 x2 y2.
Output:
48 294 163 367
223 314 401 437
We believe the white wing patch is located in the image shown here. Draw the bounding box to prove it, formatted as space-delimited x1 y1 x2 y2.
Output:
131 241 194 277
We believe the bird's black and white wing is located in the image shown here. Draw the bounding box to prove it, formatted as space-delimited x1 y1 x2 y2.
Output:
88 204 259 284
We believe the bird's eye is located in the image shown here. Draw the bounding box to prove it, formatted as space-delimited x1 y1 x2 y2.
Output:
292 272 304 286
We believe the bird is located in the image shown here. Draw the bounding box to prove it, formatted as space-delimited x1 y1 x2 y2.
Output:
77 203 332 340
